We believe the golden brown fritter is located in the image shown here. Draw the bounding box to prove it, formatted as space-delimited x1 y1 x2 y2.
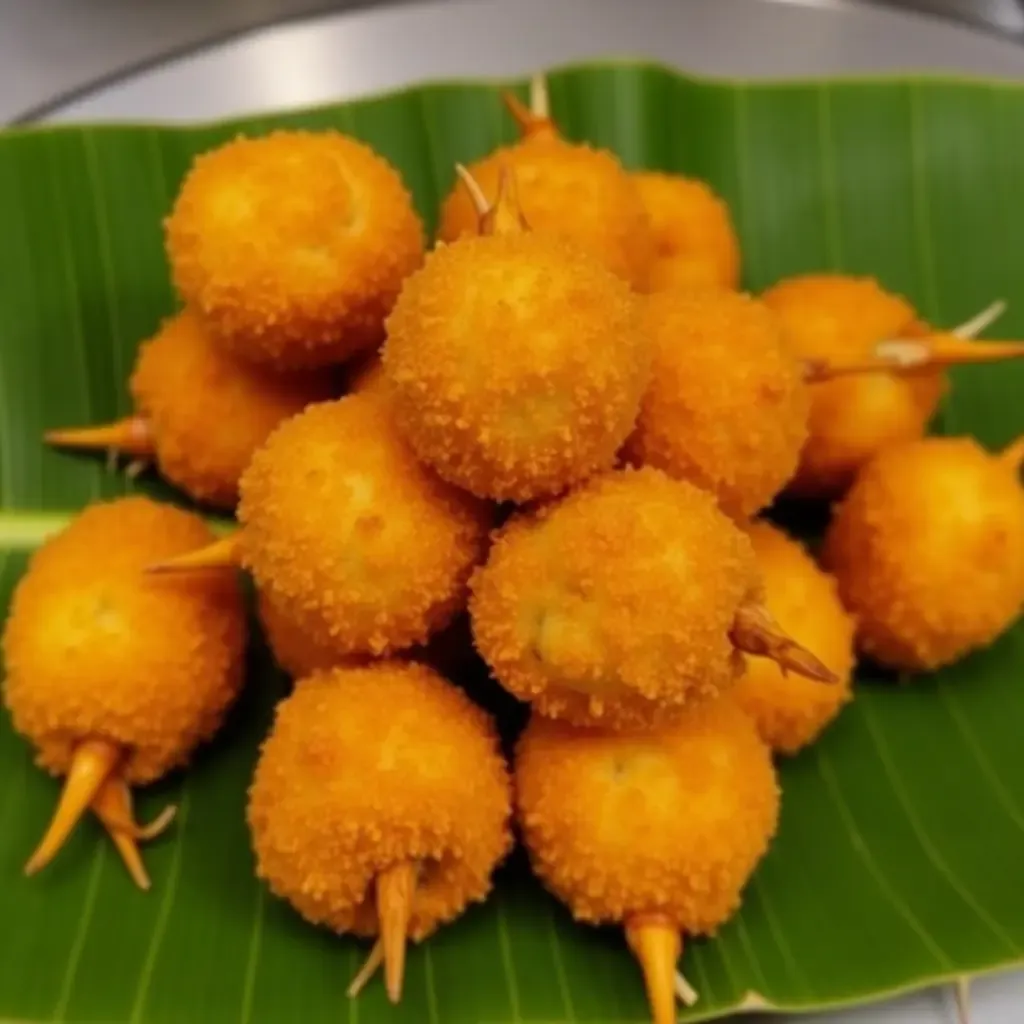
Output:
130 309 336 507
515 698 779 931
238 392 492 657
2 497 247 887
256 589 352 679
625 289 809 520
632 171 740 293
247 661 513 987
165 130 425 370
2 496 246 783
383 232 649 503
437 135 652 290
257 591 476 683
822 435 1024 671
45 311 337 510
470 467 759 727
733 521 855 753
761 274 944 498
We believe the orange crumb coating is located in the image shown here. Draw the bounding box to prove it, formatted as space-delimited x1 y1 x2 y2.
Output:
469 467 759 728
632 172 740 293
822 437 1024 671
256 590 355 678
130 309 336 508
247 660 514 940
165 130 425 370
256 589 471 681
733 522 855 753
625 290 809 520
761 274 944 498
383 233 649 503
1 497 246 783
238 392 492 658
515 697 779 932
436 135 652 289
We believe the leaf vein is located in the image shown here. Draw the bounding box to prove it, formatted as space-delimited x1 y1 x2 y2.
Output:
861 700 1022 956
746 873 813 999
909 82 942 321
238 885 266 1024
422 940 441 1024
685 941 718 1007
731 84 761 289
47 136 98 503
128 788 191 1023
495 897 522 1023
815 746 953 969
816 82 843 269
939 680 1024 837
545 907 576 1022
81 132 126 413
51 844 107 1020
734 916 770 996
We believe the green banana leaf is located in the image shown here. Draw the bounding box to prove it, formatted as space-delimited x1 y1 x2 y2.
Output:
3 60 1024 1024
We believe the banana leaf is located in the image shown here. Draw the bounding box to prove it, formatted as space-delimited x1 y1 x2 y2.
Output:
3 61 1024 1024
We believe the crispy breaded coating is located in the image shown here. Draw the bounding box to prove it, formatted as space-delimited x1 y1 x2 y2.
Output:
469 467 759 728
436 135 652 289
165 131 425 370
733 522 855 753
515 697 779 933
247 660 513 940
383 233 649 503
130 309 336 508
257 590 474 682
632 172 740 293
822 436 1024 671
2 497 246 782
256 589 351 679
238 392 492 658
625 290 809 520
761 274 944 499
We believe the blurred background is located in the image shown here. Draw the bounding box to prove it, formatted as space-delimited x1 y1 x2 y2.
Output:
4 0 1024 124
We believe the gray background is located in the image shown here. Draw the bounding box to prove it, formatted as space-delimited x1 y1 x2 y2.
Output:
5 0 1024 123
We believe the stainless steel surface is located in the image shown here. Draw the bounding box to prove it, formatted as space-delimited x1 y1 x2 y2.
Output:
1 0 1024 122
867 0 1024 35
5 0 1024 1020
0 0 357 123
26 0 1024 126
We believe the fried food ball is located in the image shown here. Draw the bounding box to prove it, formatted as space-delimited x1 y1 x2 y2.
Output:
760 274 933 498
153 392 492 659
733 521 855 753
45 310 336 509
256 590 473 681
248 660 513 1004
624 289 808 520
632 171 740 293
384 168 649 503
435 79 651 289
762 274 1024 499
515 697 779 1023
822 435 1024 671
239 394 491 656
2 496 246 888
256 589 348 678
165 130 425 370
470 466 835 729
